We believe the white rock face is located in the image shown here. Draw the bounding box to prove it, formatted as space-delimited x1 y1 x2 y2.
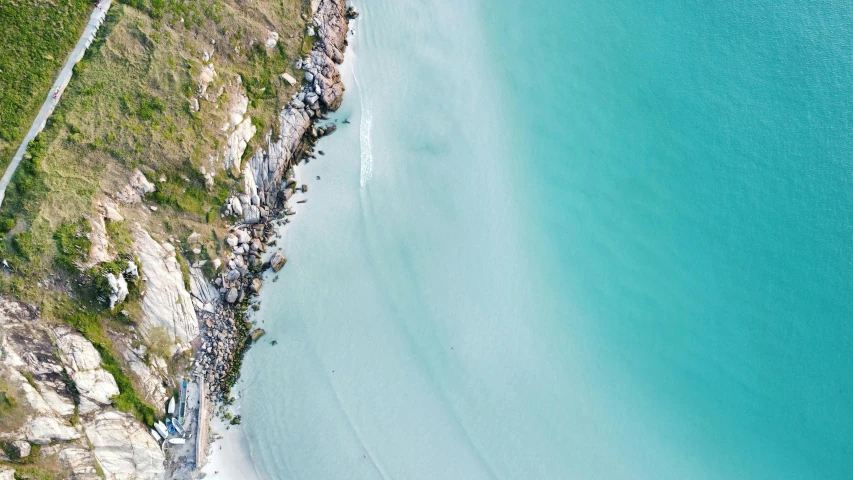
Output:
0 467 14 480
59 447 102 480
224 117 256 175
24 416 81 444
54 325 102 371
87 213 113 267
115 169 156 204
84 410 165 480
266 30 279 48
0 301 77 417
198 63 217 95
132 226 199 346
106 272 129 309
53 326 119 412
118 341 169 409
225 107 311 223
222 94 256 175
100 198 124 222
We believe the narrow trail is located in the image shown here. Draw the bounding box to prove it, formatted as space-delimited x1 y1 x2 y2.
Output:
0 0 113 207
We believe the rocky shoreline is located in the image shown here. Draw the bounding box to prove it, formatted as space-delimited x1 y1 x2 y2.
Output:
0 2 355 479
182 0 356 473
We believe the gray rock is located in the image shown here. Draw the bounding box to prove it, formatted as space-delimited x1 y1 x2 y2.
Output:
83 410 165 480
270 252 287 272
305 72 314 82
132 227 199 345
236 229 252 244
226 270 241 281
226 288 239 303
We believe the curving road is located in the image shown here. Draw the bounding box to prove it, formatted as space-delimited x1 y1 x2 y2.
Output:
0 0 112 207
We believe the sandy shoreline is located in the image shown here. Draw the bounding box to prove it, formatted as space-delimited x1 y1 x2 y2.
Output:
200 412 261 479
197 3 359 477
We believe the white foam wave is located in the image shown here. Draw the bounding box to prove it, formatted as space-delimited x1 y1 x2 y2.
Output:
352 58 373 187
359 101 373 186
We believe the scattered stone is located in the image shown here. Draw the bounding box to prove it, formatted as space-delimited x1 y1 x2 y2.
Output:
226 288 239 303
270 252 287 272
302 184 308 193
249 329 265 342
281 72 297 85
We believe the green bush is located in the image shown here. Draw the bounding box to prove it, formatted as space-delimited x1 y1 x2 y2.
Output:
0 218 15 233
12 232 39 261
54 220 92 271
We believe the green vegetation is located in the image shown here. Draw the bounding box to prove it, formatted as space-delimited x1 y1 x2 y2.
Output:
0 378 24 433
0 0 93 168
0 0 309 472
9 463 60 480
53 220 92 271
64 311 155 427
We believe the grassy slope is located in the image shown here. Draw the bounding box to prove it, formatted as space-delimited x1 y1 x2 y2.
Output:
0 0 93 170
0 0 307 476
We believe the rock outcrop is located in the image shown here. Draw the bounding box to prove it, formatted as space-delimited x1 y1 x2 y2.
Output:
223 94 257 175
132 226 199 347
85 199 124 268
0 300 77 418
87 213 114 267
115 169 155 204
59 448 102 480
53 325 120 414
270 251 287 272
224 0 349 224
83 409 165 480
106 272 129 309
23 416 81 444
113 332 170 409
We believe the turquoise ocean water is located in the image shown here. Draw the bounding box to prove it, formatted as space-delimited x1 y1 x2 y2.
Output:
235 0 853 478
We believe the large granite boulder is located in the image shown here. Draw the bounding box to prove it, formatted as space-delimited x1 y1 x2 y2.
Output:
83 409 165 480
59 447 102 480
24 416 81 444
53 326 119 413
132 226 199 347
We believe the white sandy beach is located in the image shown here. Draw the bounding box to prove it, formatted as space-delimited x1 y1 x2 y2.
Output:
200 411 261 479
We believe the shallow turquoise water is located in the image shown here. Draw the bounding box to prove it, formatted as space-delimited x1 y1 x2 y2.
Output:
236 1 853 478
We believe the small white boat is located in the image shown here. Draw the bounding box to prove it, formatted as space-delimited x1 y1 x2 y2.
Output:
149 429 162 442
167 438 186 445
154 421 169 440
167 397 176 415
172 419 185 436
